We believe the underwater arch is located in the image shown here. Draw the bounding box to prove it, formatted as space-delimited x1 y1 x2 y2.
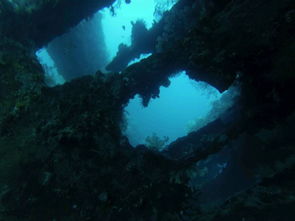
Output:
123 71 238 148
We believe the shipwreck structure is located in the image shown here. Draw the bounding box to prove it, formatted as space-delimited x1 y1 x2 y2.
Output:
0 0 294 220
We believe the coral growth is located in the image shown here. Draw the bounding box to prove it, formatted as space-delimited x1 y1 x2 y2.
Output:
145 133 169 151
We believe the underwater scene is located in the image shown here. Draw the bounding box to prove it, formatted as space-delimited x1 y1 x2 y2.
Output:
0 0 294 220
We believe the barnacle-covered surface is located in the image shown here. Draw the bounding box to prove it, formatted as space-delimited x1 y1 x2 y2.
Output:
0 0 294 220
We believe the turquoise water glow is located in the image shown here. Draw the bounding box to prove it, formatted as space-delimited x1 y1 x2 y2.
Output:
124 72 223 147
101 0 178 62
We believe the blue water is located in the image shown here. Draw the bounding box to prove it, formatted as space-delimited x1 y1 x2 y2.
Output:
124 72 223 147
35 49 65 86
36 0 177 82
101 0 156 59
